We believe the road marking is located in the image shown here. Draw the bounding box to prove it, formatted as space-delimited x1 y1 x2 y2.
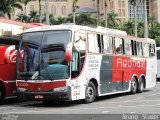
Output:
102 111 109 114
147 93 160 97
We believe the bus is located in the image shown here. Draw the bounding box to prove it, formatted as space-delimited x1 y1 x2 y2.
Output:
157 47 160 80
16 25 157 103
0 17 45 104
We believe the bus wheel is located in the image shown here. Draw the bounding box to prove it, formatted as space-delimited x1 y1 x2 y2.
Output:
138 78 145 93
0 86 5 104
84 82 96 103
130 77 138 94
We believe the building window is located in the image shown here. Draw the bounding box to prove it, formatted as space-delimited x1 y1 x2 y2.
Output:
62 5 66 15
110 1 114 9
30 5 34 12
41 5 45 14
122 9 125 16
118 0 121 8
51 5 56 15
122 1 125 8
118 9 121 16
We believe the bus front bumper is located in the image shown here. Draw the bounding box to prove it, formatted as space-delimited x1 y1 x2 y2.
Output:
17 88 71 101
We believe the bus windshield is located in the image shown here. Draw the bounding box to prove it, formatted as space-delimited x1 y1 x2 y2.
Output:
17 30 71 81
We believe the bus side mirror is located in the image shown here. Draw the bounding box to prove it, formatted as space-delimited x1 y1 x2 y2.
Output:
65 42 72 61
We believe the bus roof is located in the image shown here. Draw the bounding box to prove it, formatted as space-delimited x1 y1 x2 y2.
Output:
23 24 155 44
0 17 45 28
23 24 127 35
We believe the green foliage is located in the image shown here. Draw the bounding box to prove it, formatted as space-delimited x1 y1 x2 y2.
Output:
120 16 160 47
0 0 22 19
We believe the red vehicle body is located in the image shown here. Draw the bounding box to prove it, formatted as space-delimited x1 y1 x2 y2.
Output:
0 17 45 103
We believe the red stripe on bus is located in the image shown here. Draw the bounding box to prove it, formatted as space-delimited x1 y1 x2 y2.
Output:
17 80 66 92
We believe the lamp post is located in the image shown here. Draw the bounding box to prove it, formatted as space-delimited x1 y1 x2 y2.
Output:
143 0 148 38
97 0 100 26
130 0 138 37
104 0 107 27
45 0 49 25
73 0 77 24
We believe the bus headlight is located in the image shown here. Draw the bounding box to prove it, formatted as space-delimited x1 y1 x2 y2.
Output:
18 88 27 92
54 87 68 92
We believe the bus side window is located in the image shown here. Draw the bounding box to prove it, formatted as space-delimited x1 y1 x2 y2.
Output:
142 42 150 57
97 34 102 53
124 39 132 56
88 33 100 54
150 44 155 56
114 37 123 55
102 35 113 54
131 40 137 56
137 42 143 56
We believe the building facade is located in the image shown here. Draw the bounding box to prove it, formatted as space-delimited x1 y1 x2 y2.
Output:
14 0 160 23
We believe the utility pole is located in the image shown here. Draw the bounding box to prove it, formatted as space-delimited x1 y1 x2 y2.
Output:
144 0 148 38
73 0 76 24
39 0 42 23
45 0 49 25
97 0 100 26
130 0 137 37
104 0 107 27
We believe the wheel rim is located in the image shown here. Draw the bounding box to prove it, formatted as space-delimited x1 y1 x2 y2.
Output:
86 86 94 99
132 79 137 92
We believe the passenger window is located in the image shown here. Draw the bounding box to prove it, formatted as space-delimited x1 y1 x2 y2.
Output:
124 39 132 56
142 42 150 57
114 37 123 55
88 33 100 53
102 35 113 54
150 44 155 57
137 42 142 56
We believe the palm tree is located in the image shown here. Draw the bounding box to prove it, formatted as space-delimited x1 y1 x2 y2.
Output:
0 0 22 19
20 0 32 15
76 13 96 26
107 11 120 28
28 11 39 22
16 13 29 22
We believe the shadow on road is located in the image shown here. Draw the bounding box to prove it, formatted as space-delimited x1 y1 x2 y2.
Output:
1 89 152 107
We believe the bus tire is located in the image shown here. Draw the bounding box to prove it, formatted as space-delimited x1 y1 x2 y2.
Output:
130 77 138 94
84 82 96 103
137 78 145 93
0 85 5 104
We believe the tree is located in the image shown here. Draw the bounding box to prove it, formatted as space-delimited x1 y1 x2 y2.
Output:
107 11 120 28
0 0 22 19
16 13 29 22
20 0 32 15
76 13 96 26
28 11 39 22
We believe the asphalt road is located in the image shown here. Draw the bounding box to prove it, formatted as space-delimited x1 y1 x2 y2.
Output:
0 82 160 120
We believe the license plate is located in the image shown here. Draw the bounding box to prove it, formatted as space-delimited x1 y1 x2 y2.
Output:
35 95 44 99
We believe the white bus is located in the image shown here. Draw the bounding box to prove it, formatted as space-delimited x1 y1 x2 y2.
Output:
16 25 157 103
157 47 160 80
